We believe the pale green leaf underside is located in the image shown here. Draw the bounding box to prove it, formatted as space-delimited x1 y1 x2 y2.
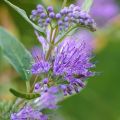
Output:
82 0 93 12
4 0 46 37
0 27 33 80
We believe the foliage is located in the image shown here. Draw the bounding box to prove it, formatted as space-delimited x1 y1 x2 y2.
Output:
0 27 33 80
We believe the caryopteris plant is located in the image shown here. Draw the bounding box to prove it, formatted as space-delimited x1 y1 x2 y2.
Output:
0 0 96 119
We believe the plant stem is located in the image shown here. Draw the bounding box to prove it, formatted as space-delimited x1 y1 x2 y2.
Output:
16 99 25 107
55 25 78 46
50 27 53 43
52 26 58 43
46 26 58 60
26 81 30 93
30 75 39 93
62 0 67 8
45 44 54 60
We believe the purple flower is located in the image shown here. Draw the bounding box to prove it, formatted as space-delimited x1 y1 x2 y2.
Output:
31 10 37 16
77 0 119 27
30 4 96 32
11 3 97 120
56 13 62 19
11 106 48 120
34 31 49 53
32 77 61 110
40 13 47 19
42 78 49 84
31 61 50 74
29 3 96 115
58 20 63 25
54 37 94 75
35 86 59 110
34 79 48 93
53 37 95 94
34 82 41 92
49 12 55 18
64 16 69 22
47 6 54 12
58 5 96 31
61 7 69 15
31 47 50 75
37 4 44 10
46 18 51 24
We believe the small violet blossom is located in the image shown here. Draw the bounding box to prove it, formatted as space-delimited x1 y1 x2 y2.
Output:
11 106 47 120
39 86 59 109
33 79 59 110
31 47 51 74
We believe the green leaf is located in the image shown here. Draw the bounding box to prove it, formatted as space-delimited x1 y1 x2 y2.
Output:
4 0 46 37
82 0 93 12
0 27 33 80
0 47 3 62
10 88 40 100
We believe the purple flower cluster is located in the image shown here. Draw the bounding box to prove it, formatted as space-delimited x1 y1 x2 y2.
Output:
33 76 60 109
31 47 51 74
31 37 95 96
32 61 50 74
77 0 119 27
30 5 54 28
11 2 96 120
57 4 96 31
34 85 59 109
30 4 96 31
11 106 47 120
54 38 95 95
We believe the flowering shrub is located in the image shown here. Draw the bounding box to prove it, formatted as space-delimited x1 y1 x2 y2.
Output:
0 0 96 119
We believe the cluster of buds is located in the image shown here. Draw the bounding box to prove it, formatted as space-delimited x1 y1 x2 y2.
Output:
30 5 54 28
30 4 96 31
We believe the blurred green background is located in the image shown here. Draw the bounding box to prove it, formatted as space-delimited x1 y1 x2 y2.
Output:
0 0 120 120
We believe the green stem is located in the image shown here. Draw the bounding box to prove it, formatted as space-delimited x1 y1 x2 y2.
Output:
46 26 58 60
52 26 58 43
62 0 67 8
30 75 39 93
45 44 54 60
26 81 30 93
15 99 26 108
55 26 78 46
50 27 53 43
